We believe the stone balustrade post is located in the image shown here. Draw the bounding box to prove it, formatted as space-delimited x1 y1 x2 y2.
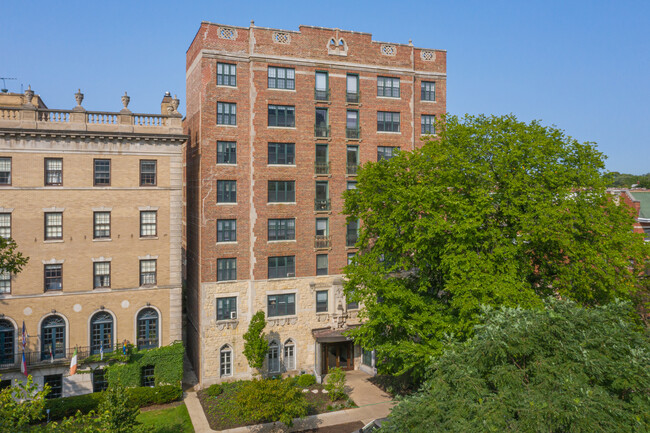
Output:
70 89 86 124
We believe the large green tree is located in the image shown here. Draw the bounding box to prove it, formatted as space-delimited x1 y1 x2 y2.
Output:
344 114 649 380
380 299 650 432
243 311 269 374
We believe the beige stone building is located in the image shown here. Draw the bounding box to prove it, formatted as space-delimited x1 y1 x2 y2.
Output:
0 87 185 397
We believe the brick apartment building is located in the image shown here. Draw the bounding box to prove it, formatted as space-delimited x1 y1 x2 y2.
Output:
184 21 446 385
0 88 185 397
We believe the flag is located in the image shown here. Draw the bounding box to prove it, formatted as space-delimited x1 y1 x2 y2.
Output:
49 344 54 363
69 347 78 375
100 343 104 361
122 340 127 355
21 321 27 350
21 351 27 377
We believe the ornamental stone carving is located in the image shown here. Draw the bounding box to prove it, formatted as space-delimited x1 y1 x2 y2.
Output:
121 92 130 109
23 85 34 106
420 50 435 61
216 320 239 331
74 89 84 107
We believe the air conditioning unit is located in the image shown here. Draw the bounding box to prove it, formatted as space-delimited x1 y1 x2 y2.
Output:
230 311 237 320
287 272 295 277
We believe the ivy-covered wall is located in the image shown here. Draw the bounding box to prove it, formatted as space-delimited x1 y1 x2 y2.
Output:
102 342 184 388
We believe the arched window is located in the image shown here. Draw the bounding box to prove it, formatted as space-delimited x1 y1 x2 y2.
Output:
268 341 280 373
0 320 15 365
137 308 159 349
220 345 232 377
90 312 113 355
283 339 295 371
41 315 65 360
329 38 336 46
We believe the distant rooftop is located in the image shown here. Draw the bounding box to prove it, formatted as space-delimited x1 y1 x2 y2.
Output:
629 191 650 219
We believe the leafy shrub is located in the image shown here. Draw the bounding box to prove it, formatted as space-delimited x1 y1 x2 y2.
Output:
324 367 346 401
105 342 184 388
126 385 182 407
205 383 223 397
45 392 103 420
295 374 316 388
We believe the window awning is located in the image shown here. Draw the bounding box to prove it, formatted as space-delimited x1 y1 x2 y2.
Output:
312 325 360 343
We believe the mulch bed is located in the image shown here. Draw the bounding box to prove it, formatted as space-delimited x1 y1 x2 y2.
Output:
296 421 364 432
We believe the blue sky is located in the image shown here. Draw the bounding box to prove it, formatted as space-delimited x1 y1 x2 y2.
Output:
2 0 648 173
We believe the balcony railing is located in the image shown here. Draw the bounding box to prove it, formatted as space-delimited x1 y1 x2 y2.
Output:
347 233 359 247
0 343 127 371
314 235 332 249
315 198 331 212
137 338 160 350
346 91 360 104
346 127 361 139
315 88 330 101
315 124 330 138
315 161 330 175
346 164 359 175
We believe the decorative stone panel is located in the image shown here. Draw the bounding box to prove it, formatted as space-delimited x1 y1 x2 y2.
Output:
380 44 396 56
421 50 436 61
273 32 291 44
218 27 237 40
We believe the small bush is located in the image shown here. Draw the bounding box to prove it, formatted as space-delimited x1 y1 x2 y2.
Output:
205 383 223 397
45 392 103 420
295 374 316 388
127 385 182 407
324 367 346 401
228 379 309 426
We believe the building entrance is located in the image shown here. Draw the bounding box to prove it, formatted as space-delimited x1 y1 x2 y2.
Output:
322 341 353 373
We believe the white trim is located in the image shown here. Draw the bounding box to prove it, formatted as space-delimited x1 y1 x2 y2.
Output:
91 257 112 262
138 206 159 211
219 343 234 377
37 312 70 354
91 207 112 212
42 207 64 212
283 338 296 372
138 254 159 260
0 207 14 213
42 258 64 265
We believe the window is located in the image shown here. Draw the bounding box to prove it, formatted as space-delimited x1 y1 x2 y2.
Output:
217 258 237 281
268 104 295 127
93 212 110 239
217 297 237 320
0 158 10 185
315 143 328 174
0 271 10 294
41 315 65 360
140 160 157 186
220 345 232 377
346 74 359 103
377 76 400 98
315 181 329 211
347 145 359 175
347 181 357 190
268 181 295 203
0 320 14 365
268 293 296 316
92 369 108 392
217 63 236 86
268 66 295 90
44 264 62 291
0 213 10 238
217 180 237 203
217 219 237 242
268 218 295 241
421 115 436 134
44 374 62 399
140 259 157 286
45 212 63 240
377 111 400 132
315 108 329 137
315 218 329 237
347 297 359 310
421 81 436 101
315 71 328 100
284 339 295 371
268 341 280 373
377 146 400 161
140 211 157 237
347 219 359 247
93 262 110 289
268 142 295 165
90 312 113 355
268 256 295 280
93 159 110 186
217 141 237 164
316 254 328 276
137 308 159 349
141 365 155 387
346 110 360 138
347 252 355 265
45 158 62 186
362 348 373 366
217 102 236 125
316 290 328 312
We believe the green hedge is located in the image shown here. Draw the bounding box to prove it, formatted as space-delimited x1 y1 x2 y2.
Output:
127 385 182 407
294 374 316 388
105 342 184 388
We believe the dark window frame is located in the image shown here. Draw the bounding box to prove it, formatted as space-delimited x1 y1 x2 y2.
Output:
141 365 155 387
377 76 400 98
44 264 62 292
377 111 401 132
268 142 295 165
93 159 111 186
316 254 328 276
217 258 237 282
217 219 237 242
0 157 11 185
268 66 295 90
44 212 63 240
217 180 237 203
140 210 157 237
93 211 111 239
139 160 157 186
93 261 111 289
267 293 296 317
268 256 295 280
316 290 328 312
268 180 295 203
44 374 63 399
217 62 237 87
92 369 108 392
268 218 296 241
377 146 400 161
217 297 237 320
421 81 436 101
268 104 296 127
139 259 157 286
217 102 237 125
217 141 237 164
44 158 63 186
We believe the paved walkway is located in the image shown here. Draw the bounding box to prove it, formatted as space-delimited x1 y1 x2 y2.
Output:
183 370 394 433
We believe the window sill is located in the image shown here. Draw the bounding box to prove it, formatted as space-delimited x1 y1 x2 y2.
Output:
216 163 237 167
268 164 296 167
268 126 297 130
268 314 298 319
267 277 296 282
216 279 238 284
376 131 402 134
217 241 238 245
267 202 296 205
139 285 158 289
44 239 64 243
267 240 296 243
216 202 237 206
139 236 159 240
93 238 112 242
216 124 238 128
420 99 437 103
376 96 401 100
268 88 296 92
216 85 238 89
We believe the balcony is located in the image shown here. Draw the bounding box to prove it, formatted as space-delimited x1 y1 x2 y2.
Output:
346 126 361 140
315 88 330 102
314 198 331 212
314 235 332 249
315 161 330 175
137 338 160 350
346 233 358 247
346 91 360 104
0 343 126 371
315 124 330 138
346 164 359 176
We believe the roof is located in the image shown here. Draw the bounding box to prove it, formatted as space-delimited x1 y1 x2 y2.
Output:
629 191 650 219
312 325 360 342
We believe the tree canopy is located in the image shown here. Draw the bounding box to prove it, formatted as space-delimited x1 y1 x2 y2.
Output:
343 114 649 380
380 299 650 432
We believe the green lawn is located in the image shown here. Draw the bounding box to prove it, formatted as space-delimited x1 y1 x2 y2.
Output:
137 403 195 433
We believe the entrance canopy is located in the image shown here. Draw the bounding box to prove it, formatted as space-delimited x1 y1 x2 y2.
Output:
312 325 360 343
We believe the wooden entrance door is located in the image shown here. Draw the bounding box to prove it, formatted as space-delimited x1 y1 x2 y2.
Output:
322 341 354 374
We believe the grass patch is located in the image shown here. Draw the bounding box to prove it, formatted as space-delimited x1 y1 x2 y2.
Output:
136 403 194 433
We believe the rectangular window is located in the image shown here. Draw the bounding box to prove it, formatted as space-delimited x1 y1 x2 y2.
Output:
315 143 328 174
377 111 400 132
140 160 157 186
346 74 359 103
347 219 359 247
44 264 62 291
268 218 295 241
140 211 157 237
92 369 108 392
347 180 357 190
0 158 10 185
347 145 359 175
141 365 155 387
315 108 329 137
45 212 62 240
0 213 10 238
316 218 329 236
315 71 329 100
217 297 237 320
217 258 237 281
217 102 236 125
268 66 295 90
316 254 328 276
362 349 373 366
421 81 436 101
268 142 295 165
140 260 156 286
44 374 63 399
315 181 329 211
347 252 355 265
316 290 328 312
45 158 62 186
346 110 360 139
93 262 110 289
377 146 400 161
421 115 436 134
377 76 400 98
94 159 110 186
217 62 236 86
217 180 237 203
217 219 237 242
93 212 110 239
267 293 296 316
268 256 295 280
0 271 10 294
268 181 295 203
217 141 237 164
268 104 295 127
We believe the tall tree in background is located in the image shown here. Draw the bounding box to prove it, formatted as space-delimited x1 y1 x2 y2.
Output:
344 114 649 381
